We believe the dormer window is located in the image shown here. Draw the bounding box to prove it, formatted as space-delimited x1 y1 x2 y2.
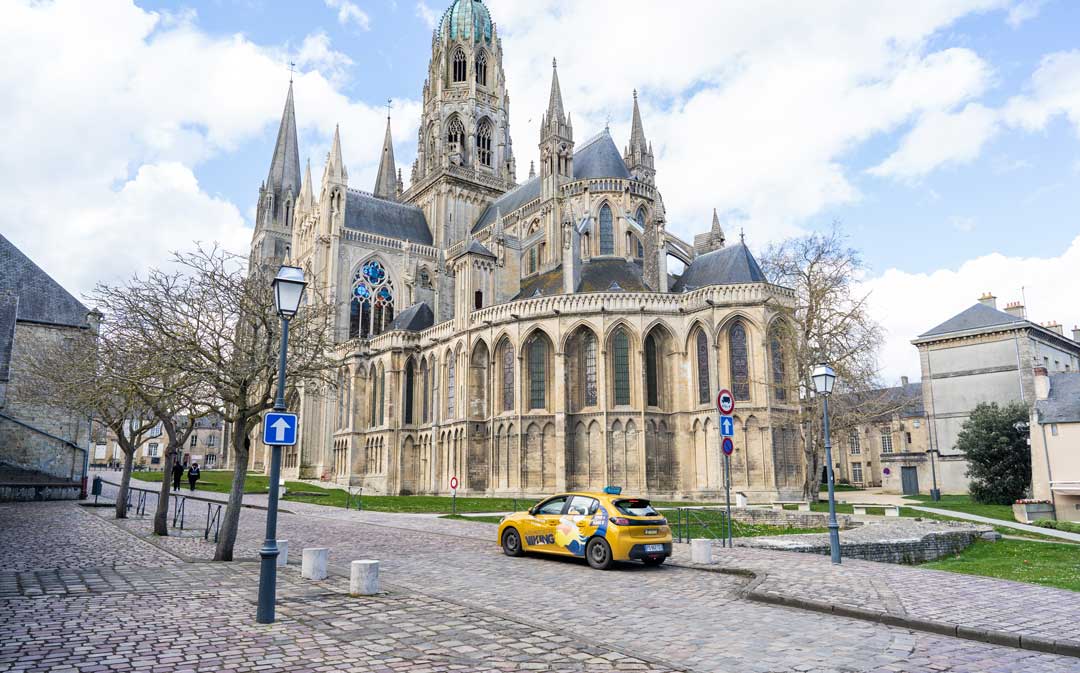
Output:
452 47 467 82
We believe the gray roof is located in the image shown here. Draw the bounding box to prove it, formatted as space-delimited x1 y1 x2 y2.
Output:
1037 373 1080 423
918 302 1026 338
387 302 434 332
461 240 496 258
0 234 89 329
472 130 631 233
670 244 767 291
344 190 432 245
266 82 301 199
513 259 647 299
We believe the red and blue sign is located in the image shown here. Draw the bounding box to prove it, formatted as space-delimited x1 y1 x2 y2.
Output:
722 437 734 456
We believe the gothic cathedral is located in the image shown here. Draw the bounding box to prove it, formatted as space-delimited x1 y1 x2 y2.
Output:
249 0 803 502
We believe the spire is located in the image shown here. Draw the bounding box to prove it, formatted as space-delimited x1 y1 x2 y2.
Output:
325 124 347 185
545 58 565 126
629 89 646 150
266 81 301 197
297 158 314 212
529 160 535 179
373 114 398 201
623 88 655 186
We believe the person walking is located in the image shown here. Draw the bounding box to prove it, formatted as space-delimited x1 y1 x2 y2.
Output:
187 462 201 492
171 460 184 491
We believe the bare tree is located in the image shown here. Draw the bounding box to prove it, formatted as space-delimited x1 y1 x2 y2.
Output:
761 225 887 500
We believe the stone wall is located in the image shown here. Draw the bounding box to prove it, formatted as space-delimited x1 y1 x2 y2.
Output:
728 506 854 529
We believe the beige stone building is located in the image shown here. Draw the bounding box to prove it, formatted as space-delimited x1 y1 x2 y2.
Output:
247 0 804 501
92 416 226 471
1030 368 1080 522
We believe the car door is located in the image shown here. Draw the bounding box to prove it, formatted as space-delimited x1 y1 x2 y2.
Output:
524 495 568 554
559 495 600 556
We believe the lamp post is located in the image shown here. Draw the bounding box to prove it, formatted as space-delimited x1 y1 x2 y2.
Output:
257 265 307 625
812 363 841 565
928 447 941 502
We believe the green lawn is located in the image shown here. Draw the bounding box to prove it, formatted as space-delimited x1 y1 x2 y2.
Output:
923 539 1080 592
440 514 507 524
820 483 863 492
907 494 1016 522
125 469 270 494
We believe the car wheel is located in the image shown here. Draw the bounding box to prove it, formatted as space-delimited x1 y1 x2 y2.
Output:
585 537 613 570
501 528 524 557
642 556 666 567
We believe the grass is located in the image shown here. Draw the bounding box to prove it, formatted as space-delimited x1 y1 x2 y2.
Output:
820 483 863 492
907 494 1016 522
440 514 507 524
922 539 1080 592
125 469 269 494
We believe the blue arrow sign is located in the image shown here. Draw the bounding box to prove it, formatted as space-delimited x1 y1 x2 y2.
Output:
720 415 735 438
263 412 298 446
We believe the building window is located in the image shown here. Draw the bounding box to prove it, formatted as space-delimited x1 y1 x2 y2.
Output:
421 359 430 423
905 431 912 445
635 206 647 226
913 419 921 428
476 50 487 86
446 116 465 151
404 359 415 424
528 246 537 275
612 328 631 406
583 331 598 407
849 431 861 455
148 443 159 457
208 434 216 447
378 368 385 425
528 336 547 410
769 332 786 402
645 333 659 407
452 47 466 82
369 367 378 426
851 462 863 484
637 240 644 258
350 260 394 338
190 435 197 448
1051 423 1059 436
728 321 750 401
501 341 514 412
696 330 710 405
598 204 614 255
446 356 456 419
880 429 893 454
477 120 493 167
474 290 483 310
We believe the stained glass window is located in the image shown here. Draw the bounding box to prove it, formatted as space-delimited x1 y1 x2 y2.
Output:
635 206 646 226
528 336 546 410
501 341 514 412
477 120 493 167
612 329 630 406
696 330 710 405
645 333 659 407
583 332 597 407
350 261 393 338
770 333 786 401
599 204 614 255
446 356 456 418
452 48 466 82
404 359 415 424
729 322 749 401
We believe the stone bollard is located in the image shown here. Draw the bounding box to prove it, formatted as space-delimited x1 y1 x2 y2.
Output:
276 540 289 567
302 548 328 580
690 538 714 564
735 492 748 508
349 560 379 596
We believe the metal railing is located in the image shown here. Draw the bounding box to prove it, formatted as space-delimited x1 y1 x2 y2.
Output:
97 477 223 542
667 507 734 547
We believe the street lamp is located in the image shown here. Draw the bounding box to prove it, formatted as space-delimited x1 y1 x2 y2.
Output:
812 363 841 565
257 265 308 625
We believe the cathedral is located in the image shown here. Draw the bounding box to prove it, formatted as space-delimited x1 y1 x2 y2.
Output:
249 0 803 502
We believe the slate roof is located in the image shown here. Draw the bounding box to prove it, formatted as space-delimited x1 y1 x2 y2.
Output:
344 190 432 246
513 259 648 299
472 130 632 233
670 243 767 292
918 302 1027 338
832 381 925 422
1036 373 1080 424
460 240 496 258
387 302 434 332
266 82 301 198
0 235 88 329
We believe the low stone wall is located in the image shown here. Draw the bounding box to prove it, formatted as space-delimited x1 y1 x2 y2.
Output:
729 506 854 529
0 482 81 502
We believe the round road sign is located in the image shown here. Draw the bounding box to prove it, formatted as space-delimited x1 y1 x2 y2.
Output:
717 389 735 415
450 476 458 490
722 437 734 456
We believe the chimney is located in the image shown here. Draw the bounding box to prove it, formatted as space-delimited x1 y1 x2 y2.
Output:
1073 325 1080 343
1042 321 1064 336
978 292 996 309
901 375 909 387
1004 301 1025 318
1034 366 1050 401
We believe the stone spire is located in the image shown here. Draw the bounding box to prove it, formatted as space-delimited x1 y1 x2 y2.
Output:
629 89 646 150
540 58 573 199
529 160 535 179
266 81 301 198
623 89 655 185
373 114 398 201
711 208 725 247
252 80 302 266
324 124 347 186
296 158 314 213
694 208 727 254
544 58 565 128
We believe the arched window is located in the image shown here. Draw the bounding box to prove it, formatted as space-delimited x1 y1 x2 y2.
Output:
452 47 467 82
446 117 465 150
369 366 377 426
476 50 488 86
696 330 710 405
420 359 430 423
378 367 386 425
404 359 415 424
612 329 631 406
418 268 431 289
350 260 394 338
501 340 514 412
476 120 493 167
582 331 598 407
645 333 660 407
635 206 647 227
474 290 483 310
527 246 537 275
729 321 750 401
599 204 614 255
637 239 644 258
446 354 456 418
527 335 547 410
770 331 787 402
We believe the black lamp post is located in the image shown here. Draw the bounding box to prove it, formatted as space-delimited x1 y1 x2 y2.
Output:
256 265 307 625
812 363 841 565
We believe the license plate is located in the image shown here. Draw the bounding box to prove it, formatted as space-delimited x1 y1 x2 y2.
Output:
644 544 664 552
644 528 658 535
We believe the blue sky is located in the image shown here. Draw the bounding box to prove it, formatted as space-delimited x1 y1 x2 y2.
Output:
2 0 1078 380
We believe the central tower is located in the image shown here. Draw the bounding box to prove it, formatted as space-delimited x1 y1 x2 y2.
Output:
404 0 515 249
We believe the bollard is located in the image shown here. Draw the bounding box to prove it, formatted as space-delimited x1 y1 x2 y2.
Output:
277 540 289 567
690 538 714 564
735 492 747 508
301 548 328 580
349 560 379 596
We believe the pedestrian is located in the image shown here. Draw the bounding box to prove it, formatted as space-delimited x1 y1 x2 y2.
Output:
187 462 201 492
171 460 183 491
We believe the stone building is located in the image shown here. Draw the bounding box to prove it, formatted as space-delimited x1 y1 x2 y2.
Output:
0 234 97 496
92 416 227 471
249 0 803 501
1030 368 1080 522
912 293 1080 493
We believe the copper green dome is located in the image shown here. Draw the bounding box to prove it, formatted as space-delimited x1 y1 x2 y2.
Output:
440 0 492 43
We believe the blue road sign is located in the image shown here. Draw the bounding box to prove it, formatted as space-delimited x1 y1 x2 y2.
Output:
722 437 734 455
263 412 298 446
720 415 735 438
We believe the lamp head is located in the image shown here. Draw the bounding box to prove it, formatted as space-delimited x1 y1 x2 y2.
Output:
272 265 307 318
812 363 836 395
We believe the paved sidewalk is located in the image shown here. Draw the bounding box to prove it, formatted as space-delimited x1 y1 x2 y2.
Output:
908 505 1080 542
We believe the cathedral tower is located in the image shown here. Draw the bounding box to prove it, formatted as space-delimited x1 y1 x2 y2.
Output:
624 90 655 186
539 58 574 201
404 0 515 248
251 81 301 265
373 113 402 201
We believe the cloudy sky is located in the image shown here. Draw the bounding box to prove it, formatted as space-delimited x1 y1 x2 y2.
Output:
2 0 1078 382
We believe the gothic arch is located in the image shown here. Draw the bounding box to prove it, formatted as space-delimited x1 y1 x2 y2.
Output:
559 318 601 352
350 256 396 338
643 322 677 411
475 116 494 168
451 46 467 82
596 200 615 255
468 339 489 419
565 325 600 412
601 318 639 346
521 329 554 412
495 336 515 414
475 48 489 86
606 324 635 408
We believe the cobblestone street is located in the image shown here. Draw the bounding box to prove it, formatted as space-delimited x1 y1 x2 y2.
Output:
1 499 1078 672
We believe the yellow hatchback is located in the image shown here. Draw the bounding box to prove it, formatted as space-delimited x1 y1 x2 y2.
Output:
497 488 672 569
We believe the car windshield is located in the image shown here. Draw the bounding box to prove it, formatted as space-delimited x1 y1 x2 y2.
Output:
613 499 659 517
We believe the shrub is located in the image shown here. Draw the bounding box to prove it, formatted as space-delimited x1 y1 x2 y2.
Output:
956 402 1030 505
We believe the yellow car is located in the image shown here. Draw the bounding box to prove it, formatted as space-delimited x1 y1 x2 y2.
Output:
497 487 672 569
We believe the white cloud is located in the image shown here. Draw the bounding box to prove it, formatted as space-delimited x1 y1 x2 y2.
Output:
415 2 439 29
1004 50 1080 135
948 215 977 232
1006 0 1047 27
324 0 371 31
295 32 354 85
869 103 1000 180
862 236 1080 382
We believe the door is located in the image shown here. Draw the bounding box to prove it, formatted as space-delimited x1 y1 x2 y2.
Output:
524 495 568 553
901 466 919 496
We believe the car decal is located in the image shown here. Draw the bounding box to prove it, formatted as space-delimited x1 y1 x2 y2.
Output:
554 505 609 557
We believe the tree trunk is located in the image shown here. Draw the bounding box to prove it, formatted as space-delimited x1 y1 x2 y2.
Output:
116 450 134 519
214 417 251 561
152 445 177 536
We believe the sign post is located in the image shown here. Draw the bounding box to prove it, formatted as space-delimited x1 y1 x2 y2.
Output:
717 389 735 549
450 475 458 515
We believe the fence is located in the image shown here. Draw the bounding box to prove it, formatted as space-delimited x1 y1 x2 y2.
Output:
96 477 223 542
665 507 735 546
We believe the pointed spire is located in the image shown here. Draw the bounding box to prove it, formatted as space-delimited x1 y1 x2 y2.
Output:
546 58 565 125
297 158 314 212
373 114 398 201
325 124 347 185
529 160 535 179
266 81 301 197
711 208 725 248
630 89 646 150
624 88 655 186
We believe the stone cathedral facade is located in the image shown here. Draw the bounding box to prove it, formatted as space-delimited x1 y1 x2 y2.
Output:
249 0 803 501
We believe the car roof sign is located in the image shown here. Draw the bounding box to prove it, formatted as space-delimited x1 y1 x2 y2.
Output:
603 485 622 495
